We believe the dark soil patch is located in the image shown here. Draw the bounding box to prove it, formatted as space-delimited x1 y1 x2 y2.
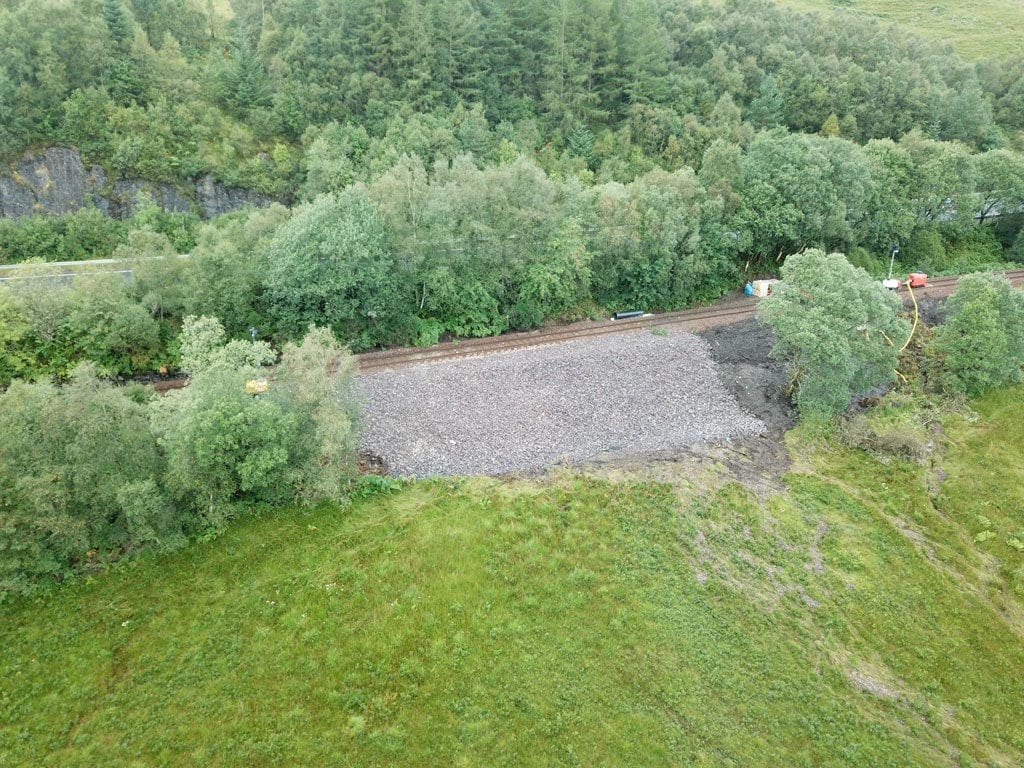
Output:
699 317 795 437
913 295 948 327
581 317 794 497
358 450 390 476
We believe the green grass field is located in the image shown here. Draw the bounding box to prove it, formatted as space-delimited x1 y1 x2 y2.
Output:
776 0 1024 59
2 388 1024 766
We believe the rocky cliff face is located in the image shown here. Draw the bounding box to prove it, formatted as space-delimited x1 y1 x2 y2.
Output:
0 147 276 220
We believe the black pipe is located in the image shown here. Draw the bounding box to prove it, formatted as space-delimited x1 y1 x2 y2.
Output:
612 310 644 320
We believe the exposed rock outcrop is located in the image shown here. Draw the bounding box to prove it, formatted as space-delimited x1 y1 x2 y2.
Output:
195 174 275 218
0 148 109 217
0 147 276 220
108 180 194 218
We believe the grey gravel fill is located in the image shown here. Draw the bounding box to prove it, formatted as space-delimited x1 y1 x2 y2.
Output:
358 328 765 477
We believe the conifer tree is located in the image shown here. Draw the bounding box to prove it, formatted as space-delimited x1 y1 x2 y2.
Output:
103 0 133 50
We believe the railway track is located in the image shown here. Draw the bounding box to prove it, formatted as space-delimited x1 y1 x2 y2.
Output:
356 268 1024 372
138 267 1024 388
356 299 759 372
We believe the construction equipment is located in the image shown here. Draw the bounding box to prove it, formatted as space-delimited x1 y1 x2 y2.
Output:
907 272 927 288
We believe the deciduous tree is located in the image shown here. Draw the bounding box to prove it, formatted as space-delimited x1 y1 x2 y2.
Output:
758 249 909 417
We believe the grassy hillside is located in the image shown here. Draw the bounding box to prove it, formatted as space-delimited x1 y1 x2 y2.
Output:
776 0 1024 59
2 389 1024 766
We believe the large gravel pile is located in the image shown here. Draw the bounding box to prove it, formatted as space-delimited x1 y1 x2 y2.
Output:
358 328 765 476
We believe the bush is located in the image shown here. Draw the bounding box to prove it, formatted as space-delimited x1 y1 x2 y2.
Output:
758 249 910 418
0 285 31 386
126 198 201 252
274 326 361 501
0 210 127 264
905 227 946 273
423 279 507 339
940 226 1007 274
0 365 176 598
11 272 162 378
926 273 1024 396
845 246 886 277
838 414 931 463
513 220 593 328
152 363 305 526
118 230 190 322
0 322 360 599
185 204 291 338
1010 227 1024 264
151 320 360 526
177 315 274 375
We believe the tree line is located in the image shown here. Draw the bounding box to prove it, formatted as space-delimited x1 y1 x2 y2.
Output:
5 248 1022 600
3 125 1024 384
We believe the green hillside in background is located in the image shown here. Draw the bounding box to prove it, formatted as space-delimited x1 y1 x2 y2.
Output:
4 386 1023 766
776 0 1024 59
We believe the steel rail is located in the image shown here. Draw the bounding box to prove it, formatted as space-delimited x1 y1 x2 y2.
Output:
125 266 1024 388
356 268 1024 372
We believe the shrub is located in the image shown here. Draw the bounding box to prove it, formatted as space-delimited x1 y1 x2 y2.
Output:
0 210 127 264
926 273 1024 396
905 227 946 273
0 365 176 599
274 326 360 501
940 226 1006 274
0 323 359 599
64 275 163 375
1010 227 1024 264
177 315 274 375
127 204 201 253
424 279 507 338
758 249 910 418
838 414 931 463
151 322 359 526
152 362 305 527
513 220 593 328
0 285 31 386
11 272 162 378
185 204 291 338
118 230 190 322
845 246 886 277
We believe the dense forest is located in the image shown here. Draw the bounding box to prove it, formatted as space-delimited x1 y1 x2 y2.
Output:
2 0 1024 374
4 0 1024 186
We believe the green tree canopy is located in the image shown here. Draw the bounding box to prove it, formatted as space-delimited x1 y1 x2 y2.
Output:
758 249 910 417
260 189 408 348
927 273 1024 396
0 364 172 597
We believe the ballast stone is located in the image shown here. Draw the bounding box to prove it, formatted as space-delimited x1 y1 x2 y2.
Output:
358 328 765 477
